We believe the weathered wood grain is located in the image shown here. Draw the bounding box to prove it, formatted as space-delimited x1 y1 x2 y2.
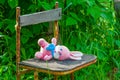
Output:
19 54 97 72
20 8 62 26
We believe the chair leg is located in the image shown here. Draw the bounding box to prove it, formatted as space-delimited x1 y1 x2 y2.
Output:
16 72 20 80
54 75 58 80
70 73 74 80
34 71 38 80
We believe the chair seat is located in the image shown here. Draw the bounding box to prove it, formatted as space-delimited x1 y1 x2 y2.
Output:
19 54 96 74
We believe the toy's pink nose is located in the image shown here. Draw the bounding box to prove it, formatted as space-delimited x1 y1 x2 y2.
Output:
58 51 62 56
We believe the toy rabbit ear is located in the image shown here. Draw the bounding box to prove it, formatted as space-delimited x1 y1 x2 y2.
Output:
51 38 57 45
69 51 83 60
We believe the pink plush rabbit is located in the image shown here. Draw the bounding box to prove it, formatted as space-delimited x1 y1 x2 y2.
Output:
35 38 56 61
54 45 83 60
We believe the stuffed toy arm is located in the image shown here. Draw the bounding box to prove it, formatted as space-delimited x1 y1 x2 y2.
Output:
43 55 52 61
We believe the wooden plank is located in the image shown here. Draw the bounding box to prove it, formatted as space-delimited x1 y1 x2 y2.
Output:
20 59 97 75
19 54 97 71
114 0 120 3
19 8 62 26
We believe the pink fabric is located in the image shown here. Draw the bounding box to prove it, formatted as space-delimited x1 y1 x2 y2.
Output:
35 38 83 61
54 45 83 60
35 38 56 61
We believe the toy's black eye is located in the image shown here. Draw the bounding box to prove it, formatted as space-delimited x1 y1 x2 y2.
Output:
60 48 62 51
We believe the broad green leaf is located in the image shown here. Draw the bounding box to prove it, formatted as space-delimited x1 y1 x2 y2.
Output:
5 20 15 33
28 48 34 58
76 43 81 50
32 25 42 34
0 0 6 5
4 35 11 45
100 9 114 24
87 6 101 20
66 17 77 26
9 39 16 53
21 48 26 59
70 36 77 46
112 57 120 68
97 51 105 60
8 0 18 9
70 12 81 22
1 52 9 64
21 28 33 44
97 0 111 3
72 0 84 5
22 28 33 37
63 2 72 12
28 5 37 12
0 67 2 74
41 2 52 10
0 22 3 29
66 0 72 6
115 40 120 48
86 0 95 6
0 35 4 37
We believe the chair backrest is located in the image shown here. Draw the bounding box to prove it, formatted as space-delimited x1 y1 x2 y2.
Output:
15 2 62 66
19 8 61 26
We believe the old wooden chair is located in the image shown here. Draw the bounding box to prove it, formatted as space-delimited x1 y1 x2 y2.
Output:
15 2 97 80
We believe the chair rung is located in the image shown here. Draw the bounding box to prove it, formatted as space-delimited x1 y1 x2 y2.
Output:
20 69 32 75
